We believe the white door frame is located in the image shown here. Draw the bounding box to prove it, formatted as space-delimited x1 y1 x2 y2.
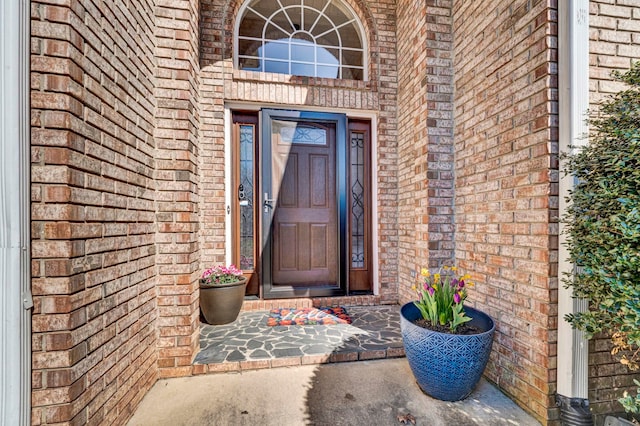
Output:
1 0 32 424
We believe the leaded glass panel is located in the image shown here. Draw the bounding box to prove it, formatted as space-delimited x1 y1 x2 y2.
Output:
239 125 254 270
350 131 365 268
274 120 327 145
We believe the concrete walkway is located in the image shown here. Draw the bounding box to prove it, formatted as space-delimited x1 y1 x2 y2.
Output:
127 358 540 426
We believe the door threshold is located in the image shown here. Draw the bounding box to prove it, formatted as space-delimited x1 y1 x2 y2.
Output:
241 294 381 311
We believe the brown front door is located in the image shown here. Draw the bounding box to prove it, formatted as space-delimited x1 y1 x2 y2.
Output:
262 110 347 298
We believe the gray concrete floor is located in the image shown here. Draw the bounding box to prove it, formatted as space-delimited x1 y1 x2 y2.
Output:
127 358 541 426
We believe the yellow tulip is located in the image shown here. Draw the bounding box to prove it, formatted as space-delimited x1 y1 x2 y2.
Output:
421 268 429 276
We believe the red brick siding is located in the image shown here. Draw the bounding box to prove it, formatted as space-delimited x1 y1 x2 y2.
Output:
590 0 640 103
588 1 640 422
423 1 456 272
199 0 400 304
452 0 558 423
29 1 640 425
396 0 428 302
154 0 201 379
396 0 455 306
197 0 226 275
31 0 158 424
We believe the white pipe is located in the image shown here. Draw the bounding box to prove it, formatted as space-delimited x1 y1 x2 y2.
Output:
0 0 31 424
557 0 590 400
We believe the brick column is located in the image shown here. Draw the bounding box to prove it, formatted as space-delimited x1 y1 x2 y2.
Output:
30 1 159 424
424 1 455 270
452 1 558 423
397 0 429 302
199 0 227 267
154 0 201 377
397 0 454 304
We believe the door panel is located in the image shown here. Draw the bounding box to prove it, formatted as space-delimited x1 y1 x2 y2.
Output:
310 155 329 206
277 223 298 270
262 110 347 298
310 224 329 268
278 153 297 207
271 120 337 286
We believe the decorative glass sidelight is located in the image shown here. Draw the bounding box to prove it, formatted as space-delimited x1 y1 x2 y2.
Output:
239 125 255 270
350 131 365 268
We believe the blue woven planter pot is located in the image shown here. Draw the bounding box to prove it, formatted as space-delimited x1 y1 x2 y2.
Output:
400 302 495 401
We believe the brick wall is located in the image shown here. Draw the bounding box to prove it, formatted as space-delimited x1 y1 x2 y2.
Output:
199 0 400 304
588 1 640 422
396 0 455 305
396 0 428 301
30 0 159 424
26 0 640 425
153 0 201 379
452 0 558 423
423 1 456 272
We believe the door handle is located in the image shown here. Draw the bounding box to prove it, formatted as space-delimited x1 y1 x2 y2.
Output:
264 192 275 212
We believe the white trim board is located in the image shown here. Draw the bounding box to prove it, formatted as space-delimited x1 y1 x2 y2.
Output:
0 0 32 424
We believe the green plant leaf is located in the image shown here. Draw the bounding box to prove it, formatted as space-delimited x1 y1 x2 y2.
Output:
561 62 640 414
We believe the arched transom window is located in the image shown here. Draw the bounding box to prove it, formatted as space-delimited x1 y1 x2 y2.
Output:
235 0 366 80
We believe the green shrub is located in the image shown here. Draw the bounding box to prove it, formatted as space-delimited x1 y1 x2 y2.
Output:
562 62 640 413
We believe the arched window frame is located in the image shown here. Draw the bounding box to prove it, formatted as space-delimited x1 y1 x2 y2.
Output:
233 0 369 81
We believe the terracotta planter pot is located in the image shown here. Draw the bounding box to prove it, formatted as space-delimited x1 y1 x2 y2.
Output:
400 302 495 401
199 277 248 325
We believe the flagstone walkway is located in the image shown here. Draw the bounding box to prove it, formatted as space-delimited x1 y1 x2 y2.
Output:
194 305 405 369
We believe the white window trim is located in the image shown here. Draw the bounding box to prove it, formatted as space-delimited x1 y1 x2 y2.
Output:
233 0 369 81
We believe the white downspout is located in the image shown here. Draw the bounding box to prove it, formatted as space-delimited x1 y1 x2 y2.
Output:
0 0 32 425
557 0 592 424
